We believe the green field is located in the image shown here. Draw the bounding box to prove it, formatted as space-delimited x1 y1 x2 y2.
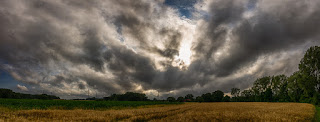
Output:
0 99 182 110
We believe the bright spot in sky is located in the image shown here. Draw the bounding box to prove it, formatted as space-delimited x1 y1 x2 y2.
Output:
176 19 196 67
178 42 192 65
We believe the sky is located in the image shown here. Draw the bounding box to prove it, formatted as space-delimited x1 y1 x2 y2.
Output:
0 0 320 99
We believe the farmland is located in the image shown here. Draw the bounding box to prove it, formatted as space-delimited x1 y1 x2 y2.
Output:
0 99 181 110
0 102 315 121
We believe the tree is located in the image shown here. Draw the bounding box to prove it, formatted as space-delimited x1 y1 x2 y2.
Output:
297 46 320 103
212 90 224 102
222 95 231 102
299 46 320 92
231 88 240 97
271 75 288 101
201 93 212 102
287 72 303 102
167 97 176 102
177 96 185 102
107 92 148 101
278 79 290 102
264 88 273 102
252 76 271 93
240 89 254 102
195 96 204 102
252 76 272 101
184 94 194 101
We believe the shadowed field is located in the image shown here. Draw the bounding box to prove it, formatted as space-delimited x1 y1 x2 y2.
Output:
0 102 315 121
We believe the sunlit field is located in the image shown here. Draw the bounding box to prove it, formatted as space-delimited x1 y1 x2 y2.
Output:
0 102 315 121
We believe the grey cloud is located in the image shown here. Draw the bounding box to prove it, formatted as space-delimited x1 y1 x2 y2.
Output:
194 0 247 60
192 0 320 77
1 0 320 99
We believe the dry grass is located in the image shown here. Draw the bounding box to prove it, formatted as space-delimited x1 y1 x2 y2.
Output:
0 102 315 121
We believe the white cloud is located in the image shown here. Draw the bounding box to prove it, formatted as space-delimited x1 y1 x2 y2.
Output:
17 84 29 91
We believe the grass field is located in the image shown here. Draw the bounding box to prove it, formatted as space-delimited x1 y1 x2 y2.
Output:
0 99 181 110
0 102 315 121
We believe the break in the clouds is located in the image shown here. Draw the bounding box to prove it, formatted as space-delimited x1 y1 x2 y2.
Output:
0 0 319 99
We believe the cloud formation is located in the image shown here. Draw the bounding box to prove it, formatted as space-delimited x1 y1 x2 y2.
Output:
0 0 319 99
17 84 28 91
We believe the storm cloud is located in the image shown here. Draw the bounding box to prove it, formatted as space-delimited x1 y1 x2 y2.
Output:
0 0 319 99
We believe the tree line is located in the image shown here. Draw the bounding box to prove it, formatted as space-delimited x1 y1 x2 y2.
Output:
165 46 320 104
0 88 60 100
103 92 148 101
230 46 320 104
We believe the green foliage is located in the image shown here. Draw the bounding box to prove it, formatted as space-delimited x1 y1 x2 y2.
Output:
287 72 303 102
201 93 212 102
222 95 231 102
315 106 320 122
231 88 240 97
177 96 185 102
184 94 194 101
0 99 182 110
264 88 273 102
104 92 148 101
195 96 204 102
166 97 176 102
212 90 224 102
252 76 271 95
239 89 255 102
229 46 320 104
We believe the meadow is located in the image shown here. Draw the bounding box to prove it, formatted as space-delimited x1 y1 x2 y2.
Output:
0 101 316 121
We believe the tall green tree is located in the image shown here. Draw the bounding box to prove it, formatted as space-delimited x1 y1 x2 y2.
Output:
222 95 231 102
299 46 320 92
252 76 271 101
287 72 303 102
201 93 212 102
231 88 240 97
298 46 320 103
240 89 254 102
212 90 224 102
271 75 288 101
231 88 240 102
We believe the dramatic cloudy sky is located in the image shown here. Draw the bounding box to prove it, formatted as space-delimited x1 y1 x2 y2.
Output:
0 0 320 99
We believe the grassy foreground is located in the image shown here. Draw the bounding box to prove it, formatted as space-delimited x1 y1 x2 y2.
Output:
0 99 181 110
0 102 315 121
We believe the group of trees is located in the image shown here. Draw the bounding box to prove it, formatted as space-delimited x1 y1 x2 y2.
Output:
0 89 60 100
166 91 231 102
103 92 148 101
230 46 320 104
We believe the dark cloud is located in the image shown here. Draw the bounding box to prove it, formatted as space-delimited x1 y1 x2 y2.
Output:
192 0 320 77
0 0 319 99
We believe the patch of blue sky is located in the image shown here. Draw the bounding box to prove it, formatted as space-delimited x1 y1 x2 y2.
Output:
0 69 20 89
164 0 197 18
113 21 125 43
247 0 257 10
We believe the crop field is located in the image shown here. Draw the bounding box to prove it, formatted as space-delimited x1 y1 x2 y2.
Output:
0 99 181 110
0 102 316 121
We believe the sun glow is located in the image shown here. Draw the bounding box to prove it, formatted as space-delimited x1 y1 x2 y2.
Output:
178 42 192 65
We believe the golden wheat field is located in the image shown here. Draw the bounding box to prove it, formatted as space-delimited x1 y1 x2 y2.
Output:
0 102 315 121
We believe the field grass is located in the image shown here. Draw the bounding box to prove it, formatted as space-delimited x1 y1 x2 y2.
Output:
0 102 315 121
0 99 182 110
315 106 320 121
